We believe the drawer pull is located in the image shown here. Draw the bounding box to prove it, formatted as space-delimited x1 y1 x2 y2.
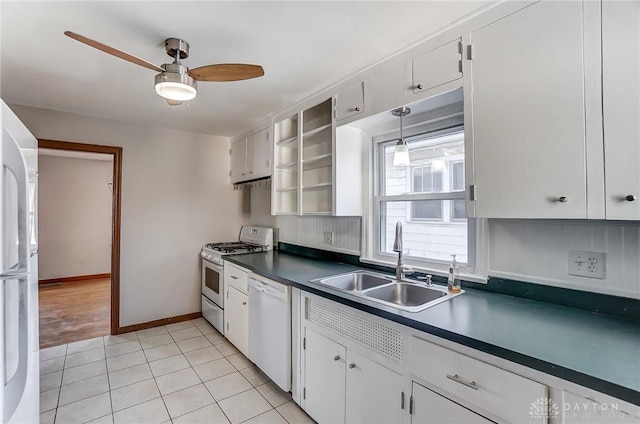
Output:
333 355 340 361
446 374 478 390
230 275 239 280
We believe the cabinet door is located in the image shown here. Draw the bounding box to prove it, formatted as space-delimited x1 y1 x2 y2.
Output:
345 350 402 424
603 0 640 220
411 382 493 424
230 138 247 183
225 286 249 356
412 39 462 95
304 327 346 424
248 128 271 180
336 81 365 122
470 1 587 218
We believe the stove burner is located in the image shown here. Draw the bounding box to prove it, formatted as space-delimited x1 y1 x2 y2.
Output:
204 242 265 254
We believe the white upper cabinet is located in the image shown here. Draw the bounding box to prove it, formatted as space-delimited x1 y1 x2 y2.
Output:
335 81 365 123
230 127 271 184
411 39 463 96
469 0 588 218
602 0 640 220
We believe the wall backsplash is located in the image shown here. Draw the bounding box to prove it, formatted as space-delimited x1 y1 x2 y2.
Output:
275 215 361 255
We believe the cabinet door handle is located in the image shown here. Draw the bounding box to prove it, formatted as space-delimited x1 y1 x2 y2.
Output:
242 301 247 305
416 84 424 90
625 194 637 202
349 363 356 369
558 196 569 203
333 355 340 361
446 374 478 390
230 275 239 280
354 107 361 112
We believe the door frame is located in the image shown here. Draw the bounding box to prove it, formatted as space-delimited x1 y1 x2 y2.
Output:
38 139 123 334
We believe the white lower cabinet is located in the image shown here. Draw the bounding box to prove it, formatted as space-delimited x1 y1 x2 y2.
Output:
303 327 402 424
411 381 493 424
225 285 248 356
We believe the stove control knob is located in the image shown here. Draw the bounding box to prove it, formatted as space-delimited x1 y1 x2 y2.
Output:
213 256 221 264
200 251 206 258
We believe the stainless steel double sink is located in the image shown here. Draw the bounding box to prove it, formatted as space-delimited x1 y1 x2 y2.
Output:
310 271 462 312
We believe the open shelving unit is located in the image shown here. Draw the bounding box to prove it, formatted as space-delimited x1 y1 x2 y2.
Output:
272 113 299 215
301 99 333 215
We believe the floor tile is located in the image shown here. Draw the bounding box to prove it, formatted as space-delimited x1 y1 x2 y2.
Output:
162 383 214 418
170 327 202 342
104 333 138 346
193 357 236 382
40 356 65 375
113 397 169 424
165 321 194 332
106 350 147 372
64 347 105 369
136 326 168 339
140 334 174 350
108 363 153 390
85 414 113 423
226 353 253 371
66 337 104 355
240 366 270 387
256 382 292 408
59 374 109 406
39 409 56 424
215 340 240 356
217 388 272 424
190 318 209 327
40 344 67 361
105 340 142 358
172 403 230 424
143 343 181 362
176 335 212 353
110 378 160 412
62 360 107 386
205 331 226 345
40 387 59 412
276 400 315 424
155 367 201 396
55 392 111 424
197 324 217 335
40 370 62 392
204 372 252 401
244 409 288 424
148 354 190 377
184 346 223 367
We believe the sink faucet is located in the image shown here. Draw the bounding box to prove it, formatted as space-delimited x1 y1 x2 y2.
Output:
392 222 413 280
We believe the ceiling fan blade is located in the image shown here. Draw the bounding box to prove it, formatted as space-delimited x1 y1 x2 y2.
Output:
189 64 264 82
165 99 183 106
64 31 163 73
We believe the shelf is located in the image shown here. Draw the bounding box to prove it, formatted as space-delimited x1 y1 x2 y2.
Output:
301 211 332 215
276 186 298 192
276 135 298 148
303 153 332 164
303 123 331 138
276 161 298 170
303 182 332 190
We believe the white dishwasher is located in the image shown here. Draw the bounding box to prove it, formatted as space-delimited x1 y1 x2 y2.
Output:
248 274 292 391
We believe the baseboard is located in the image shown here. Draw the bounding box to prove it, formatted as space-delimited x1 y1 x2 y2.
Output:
39 273 111 285
116 312 202 335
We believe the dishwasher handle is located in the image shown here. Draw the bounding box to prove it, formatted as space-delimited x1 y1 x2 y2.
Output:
249 278 286 300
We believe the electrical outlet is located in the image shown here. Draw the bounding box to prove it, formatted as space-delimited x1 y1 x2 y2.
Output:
324 232 334 245
568 250 606 279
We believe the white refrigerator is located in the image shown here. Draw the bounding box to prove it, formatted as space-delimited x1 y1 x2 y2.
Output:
1 100 39 424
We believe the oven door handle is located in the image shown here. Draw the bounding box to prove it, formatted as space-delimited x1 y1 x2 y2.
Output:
203 260 223 272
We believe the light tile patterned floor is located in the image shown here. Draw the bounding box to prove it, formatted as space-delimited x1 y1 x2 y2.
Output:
39 318 315 424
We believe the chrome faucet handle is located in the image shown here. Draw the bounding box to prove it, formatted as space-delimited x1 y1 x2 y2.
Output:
416 275 433 287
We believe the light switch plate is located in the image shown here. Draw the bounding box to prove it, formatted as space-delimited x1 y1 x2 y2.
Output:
568 250 606 279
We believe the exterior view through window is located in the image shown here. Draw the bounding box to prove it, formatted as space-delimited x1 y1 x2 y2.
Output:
378 128 468 264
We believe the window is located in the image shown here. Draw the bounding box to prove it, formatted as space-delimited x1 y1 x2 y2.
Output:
376 128 469 265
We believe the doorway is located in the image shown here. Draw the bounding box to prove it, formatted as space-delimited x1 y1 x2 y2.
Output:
37 140 122 348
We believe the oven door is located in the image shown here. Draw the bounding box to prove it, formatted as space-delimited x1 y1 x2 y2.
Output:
201 258 223 308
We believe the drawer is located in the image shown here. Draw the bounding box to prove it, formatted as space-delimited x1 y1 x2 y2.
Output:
224 262 249 294
409 336 547 423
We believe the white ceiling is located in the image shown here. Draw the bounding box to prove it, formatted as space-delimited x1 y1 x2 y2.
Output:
1 1 490 138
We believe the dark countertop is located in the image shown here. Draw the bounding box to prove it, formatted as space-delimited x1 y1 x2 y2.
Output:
225 251 640 406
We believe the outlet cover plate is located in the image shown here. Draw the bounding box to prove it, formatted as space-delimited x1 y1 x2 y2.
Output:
568 250 606 279
324 231 334 245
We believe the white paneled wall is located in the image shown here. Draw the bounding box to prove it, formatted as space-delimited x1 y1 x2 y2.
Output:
275 216 361 255
489 220 640 299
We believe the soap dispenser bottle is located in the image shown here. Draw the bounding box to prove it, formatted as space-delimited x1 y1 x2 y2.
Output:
447 254 461 293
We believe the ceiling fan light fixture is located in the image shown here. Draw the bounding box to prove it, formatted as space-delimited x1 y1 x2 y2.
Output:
154 71 197 101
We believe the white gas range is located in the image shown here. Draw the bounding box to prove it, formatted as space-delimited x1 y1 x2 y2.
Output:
200 226 273 333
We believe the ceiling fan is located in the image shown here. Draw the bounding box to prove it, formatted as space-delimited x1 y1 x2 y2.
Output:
64 31 264 106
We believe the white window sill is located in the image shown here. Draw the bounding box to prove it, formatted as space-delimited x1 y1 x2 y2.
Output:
359 256 488 284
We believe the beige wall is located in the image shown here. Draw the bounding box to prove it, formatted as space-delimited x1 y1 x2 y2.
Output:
38 155 113 280
13 105 247 327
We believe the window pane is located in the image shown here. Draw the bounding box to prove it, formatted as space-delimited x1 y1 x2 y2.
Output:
452 199 466 220
382 131 464 196
412 200 442 220
380 200 467 264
